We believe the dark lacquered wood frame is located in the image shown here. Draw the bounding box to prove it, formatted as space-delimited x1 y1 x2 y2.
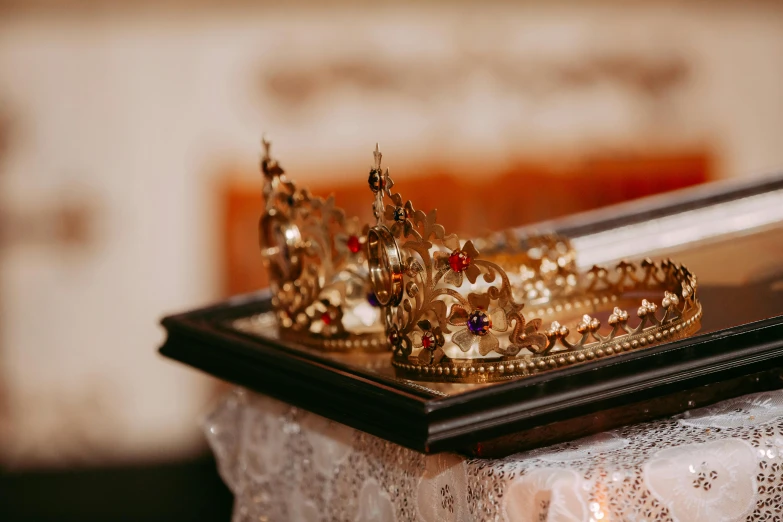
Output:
160 173 783 457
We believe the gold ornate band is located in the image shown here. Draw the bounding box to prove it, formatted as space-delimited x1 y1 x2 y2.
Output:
365 145 702 383
390 258 701 383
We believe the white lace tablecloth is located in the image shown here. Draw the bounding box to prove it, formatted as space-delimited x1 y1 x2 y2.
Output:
204 388 783 522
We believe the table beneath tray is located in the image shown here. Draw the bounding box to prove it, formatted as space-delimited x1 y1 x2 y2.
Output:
206 388 783 522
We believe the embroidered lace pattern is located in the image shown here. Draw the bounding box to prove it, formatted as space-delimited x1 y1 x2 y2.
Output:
204 389 783 522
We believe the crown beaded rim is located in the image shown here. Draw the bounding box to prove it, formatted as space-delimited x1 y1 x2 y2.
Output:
365 145 702 383
258 138 386 351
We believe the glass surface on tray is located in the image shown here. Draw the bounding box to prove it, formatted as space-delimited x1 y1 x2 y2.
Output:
227 221 783 398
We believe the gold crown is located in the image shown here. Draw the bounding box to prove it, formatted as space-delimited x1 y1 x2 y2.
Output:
366 146 702 383
258 138 386 350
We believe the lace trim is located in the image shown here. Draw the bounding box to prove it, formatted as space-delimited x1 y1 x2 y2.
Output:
205 388 783 522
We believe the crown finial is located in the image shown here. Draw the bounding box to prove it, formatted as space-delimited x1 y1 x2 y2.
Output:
373 143 382 170
261 134 271 161
369 144 394 224
260 134 284 179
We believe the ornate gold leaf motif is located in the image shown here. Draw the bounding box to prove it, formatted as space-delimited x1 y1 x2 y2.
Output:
365 144 702 383
258 138 385 351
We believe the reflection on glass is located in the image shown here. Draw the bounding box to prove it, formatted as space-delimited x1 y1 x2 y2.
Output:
230 225 783 398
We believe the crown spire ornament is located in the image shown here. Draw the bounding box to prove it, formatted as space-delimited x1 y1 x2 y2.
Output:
258 138 386 350
365 145 702 382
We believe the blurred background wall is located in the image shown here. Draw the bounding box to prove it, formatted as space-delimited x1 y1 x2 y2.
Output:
0 0 781 514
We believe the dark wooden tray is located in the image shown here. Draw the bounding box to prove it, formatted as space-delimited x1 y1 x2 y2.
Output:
159 280 783 457
160 174 783 457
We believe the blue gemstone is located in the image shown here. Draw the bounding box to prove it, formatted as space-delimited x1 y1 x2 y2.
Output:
367 292 381 307
467 310 491 336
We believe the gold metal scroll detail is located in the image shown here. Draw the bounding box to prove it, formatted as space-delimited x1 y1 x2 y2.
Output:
366 145 702 382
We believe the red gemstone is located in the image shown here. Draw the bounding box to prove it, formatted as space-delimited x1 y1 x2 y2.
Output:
388 330 400 346
422 332 434 349
321 311 332 325
448 250 471 272
347 235 361 254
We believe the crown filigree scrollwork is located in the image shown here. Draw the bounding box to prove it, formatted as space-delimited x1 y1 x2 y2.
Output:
367 146 550 360
366 145 702 383
259 138 385 350
477 232 578 304
527 260 699 356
